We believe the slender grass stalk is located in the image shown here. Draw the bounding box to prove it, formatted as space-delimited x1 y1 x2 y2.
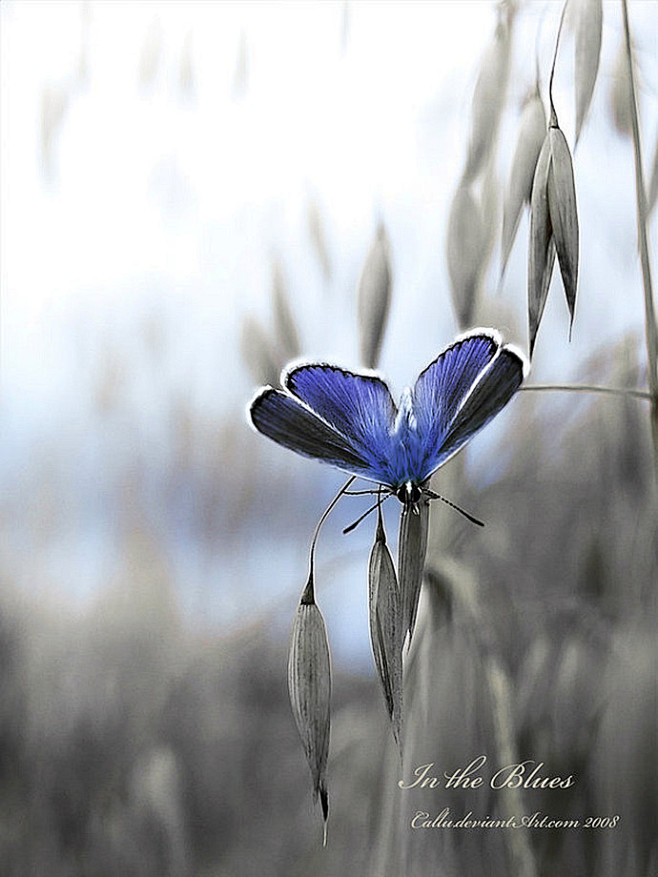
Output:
520 383 651 402
621 0 658 476
302 476 356 603
485 659 538 877
548 0 569 124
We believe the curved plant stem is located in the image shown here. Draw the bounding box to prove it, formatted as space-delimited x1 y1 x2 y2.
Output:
520 383 651 402
301 475 356 603
621 0 658 477
548 0 569 124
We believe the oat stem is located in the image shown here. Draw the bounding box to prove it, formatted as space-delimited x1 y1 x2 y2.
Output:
520 383 651 402
621 0 658 477
548 0 569 125
302 476 356 603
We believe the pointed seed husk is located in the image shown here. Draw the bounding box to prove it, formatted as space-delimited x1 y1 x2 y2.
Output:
398 498 429 649
528 132 554 357
574 0 603 143
307 198 332 280
547 126 579 333
272 260 301 361
447 181 486 329
288 586 331 827
480 163 500 272
357 223 392 370
466 16 511 179
502 90 546 274
368 509 403 747
609 39 633 138
240 316 281 386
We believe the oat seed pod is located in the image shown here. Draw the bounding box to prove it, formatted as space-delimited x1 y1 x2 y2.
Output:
547 125 579 333
609 38 633 138
447 180 487 328
528 116 579 356
368 507 403 748
307 197 332 280
465 13 512 179
398 497 429 649
502 89 546 275
528 131 555 356
574 0 603 143
357 223 392 370
240 315 281 387
271 260 301 361
480 163 501 273
288 575 331 833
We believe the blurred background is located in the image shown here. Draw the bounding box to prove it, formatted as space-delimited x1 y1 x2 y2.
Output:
1 1 656 875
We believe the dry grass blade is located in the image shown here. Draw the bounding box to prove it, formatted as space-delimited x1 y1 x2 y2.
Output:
502 89 546 274
368 510 403 748
574 0 603 143
447 180 486 328
547 126 579 334
288 586 331 836
528 133 553 356
357 224 392 370
398 499 429 649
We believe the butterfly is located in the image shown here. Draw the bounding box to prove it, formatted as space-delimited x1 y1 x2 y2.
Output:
249 329 528 511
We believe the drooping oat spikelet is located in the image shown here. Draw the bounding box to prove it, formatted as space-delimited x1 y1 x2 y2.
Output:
609 38 633 137
271 260 301 362
465 7 512 180
574 0 603 143
178 32 194 97
547 124 579 333
138 17 163 89
240 315 281 386
368 507 403 748
528 133 554 356
502 89 547 275
481 161 501 275
528 113 579 356
288 575 332 841
447 179 487 328
307 197 332 280
232 30 248 100
398 498 429 649
357 224 392 370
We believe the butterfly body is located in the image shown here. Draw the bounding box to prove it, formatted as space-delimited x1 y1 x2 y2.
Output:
249 330 528 497
395 481 423 506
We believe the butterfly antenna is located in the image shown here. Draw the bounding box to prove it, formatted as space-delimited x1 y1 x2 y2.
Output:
424 488 485 528
343 492 391 534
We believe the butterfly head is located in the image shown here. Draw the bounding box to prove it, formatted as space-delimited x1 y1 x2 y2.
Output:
395 480 423 506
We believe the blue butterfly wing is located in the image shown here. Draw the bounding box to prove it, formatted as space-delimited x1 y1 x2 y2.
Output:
285 364 397 481
412 332 526 480
250 387 378 478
